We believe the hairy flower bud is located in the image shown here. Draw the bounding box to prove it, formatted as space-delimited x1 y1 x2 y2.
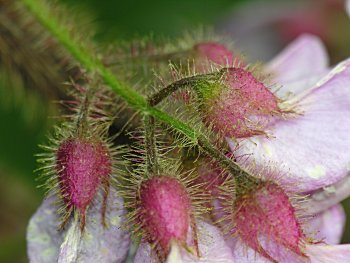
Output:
193 42 234 66
233 182 306 262
198 67 280 138
137 176 192 252
56 137 111 217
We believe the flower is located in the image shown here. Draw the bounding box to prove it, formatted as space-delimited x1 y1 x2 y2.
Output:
134 220 235 263
26 188 130 263
229 34 350 194
132 35 350 263
222 34 350 262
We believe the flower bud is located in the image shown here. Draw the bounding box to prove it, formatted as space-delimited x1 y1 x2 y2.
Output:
233 182 306 262
137 176 192 252
198 67 280 138
193 42 234 67
56 137 111 225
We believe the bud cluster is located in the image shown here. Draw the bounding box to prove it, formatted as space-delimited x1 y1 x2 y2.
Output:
28 28 350 263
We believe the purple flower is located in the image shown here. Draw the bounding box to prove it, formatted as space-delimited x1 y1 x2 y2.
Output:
229 34 350 194
26 188 130 263
134 220 235 263
132 35 350 263
222 34 350 262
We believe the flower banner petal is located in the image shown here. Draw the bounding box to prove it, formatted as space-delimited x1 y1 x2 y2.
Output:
305 204 345 245
267 34 329 97
231 59 350 192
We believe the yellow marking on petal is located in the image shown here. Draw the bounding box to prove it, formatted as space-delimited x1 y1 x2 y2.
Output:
42 248 56 259
307 165 326 179
262 143 273 157
110 216 120 226
167 242 183 263
346 162 350 170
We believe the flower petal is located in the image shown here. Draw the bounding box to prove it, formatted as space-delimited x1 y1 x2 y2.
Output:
305 244 350 263
304 204 345 245
230 59 350 192
303 175 350 214
267 34 329 97
229 237 307 263
229 237 271 263
346 0 350 17
134 220 235 263
26 189 130 263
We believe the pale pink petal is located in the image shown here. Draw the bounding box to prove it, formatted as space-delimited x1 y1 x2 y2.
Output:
346 0 350 17
134 221 235 263
230 59 350 192
133 242 154 263
229 237 271 263
305 244 350 263
229 237 308 263
305 204 345 245
26 189 130 263
267 34 329 97
303 175 350 214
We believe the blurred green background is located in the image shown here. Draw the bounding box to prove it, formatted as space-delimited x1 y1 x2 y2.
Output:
0 0 350 262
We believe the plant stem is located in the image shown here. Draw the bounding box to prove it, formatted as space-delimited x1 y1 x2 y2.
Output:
21 0 199 141
148 73 217 106
21 0 257 185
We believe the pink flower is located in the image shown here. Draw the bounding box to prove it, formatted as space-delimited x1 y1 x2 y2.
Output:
133 35 350 263
134 220 235 263
220 34 350 262
26 188 130 263
229 34 350 195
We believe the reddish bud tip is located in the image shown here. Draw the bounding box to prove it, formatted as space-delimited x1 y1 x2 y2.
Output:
194 42 234 66
56 138 111 213
138 176 192 251
203 67 279 138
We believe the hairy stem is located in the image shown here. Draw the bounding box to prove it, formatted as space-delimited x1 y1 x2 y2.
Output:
148 73 218 106
21 0 257 185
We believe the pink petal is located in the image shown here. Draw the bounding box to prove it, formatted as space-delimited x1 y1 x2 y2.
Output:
305 244 350 263
133 242 154 263
229 237 308 263
134 221 235 263
26 189 130 263
267 34 329 97
230 59 350 192
304 204 345 245
303 175 350 214
229 237 271 263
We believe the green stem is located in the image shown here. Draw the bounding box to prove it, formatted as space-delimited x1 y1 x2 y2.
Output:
148 73 218 106
21 0 257 186
21 0 198 142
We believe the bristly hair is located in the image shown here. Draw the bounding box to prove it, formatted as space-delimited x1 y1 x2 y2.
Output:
102 28 246 97
117 122 211 262
216 160 313 262
35 76 126 231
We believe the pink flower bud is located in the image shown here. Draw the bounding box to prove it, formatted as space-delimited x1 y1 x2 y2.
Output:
194 42 234 66
234 182 305 262
201 67 280 138
137 176 192 252
56 138 111 216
